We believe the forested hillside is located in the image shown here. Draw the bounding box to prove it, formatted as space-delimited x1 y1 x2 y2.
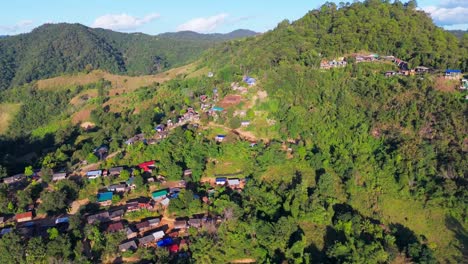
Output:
205 1 467 72
0 1 466 263
0 23 256 90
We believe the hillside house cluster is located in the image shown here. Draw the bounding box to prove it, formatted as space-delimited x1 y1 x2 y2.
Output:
2 174 26 185
215 177 243 190
0 213 70 239
320 58 347 69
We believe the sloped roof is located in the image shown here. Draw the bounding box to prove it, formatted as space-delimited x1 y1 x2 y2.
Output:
107 222 124 232
16 211 32 220
152 189 168 199
138 234 155 245
97 192 113 202
119 240 137 251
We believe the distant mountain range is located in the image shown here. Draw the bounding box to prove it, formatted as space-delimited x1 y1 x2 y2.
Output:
447 30 467 39
159 29 258 41
0 23 257 90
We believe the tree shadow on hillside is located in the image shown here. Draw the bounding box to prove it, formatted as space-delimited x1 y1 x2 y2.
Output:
445 215 468 261
388 223 419 251
304 243 326 263
0 134 55 171
0 128 80 174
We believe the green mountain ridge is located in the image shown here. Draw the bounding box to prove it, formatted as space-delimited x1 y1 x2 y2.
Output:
0 23 257 90
205 1 467 73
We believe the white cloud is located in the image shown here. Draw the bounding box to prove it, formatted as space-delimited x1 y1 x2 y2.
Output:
439 0 467 8
92 13 160 31
177 13 229 33
0 20 34 33
423 6 468 26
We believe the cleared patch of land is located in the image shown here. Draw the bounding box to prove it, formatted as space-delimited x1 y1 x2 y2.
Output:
70 89 98 106
0 103 21 134
71 106 96 125
351 193 464 262
219 94 243 108
434 76 458 92
37 62 200 93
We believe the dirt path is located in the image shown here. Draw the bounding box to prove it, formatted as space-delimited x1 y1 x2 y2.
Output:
69 199 89 214
231 258 256 263
206 122 267 142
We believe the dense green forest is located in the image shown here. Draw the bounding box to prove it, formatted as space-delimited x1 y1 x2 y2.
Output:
0 23 256 90
205 0 467 73
0 1 466 263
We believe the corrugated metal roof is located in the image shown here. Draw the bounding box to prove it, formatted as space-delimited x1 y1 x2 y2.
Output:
97 192 113 202
152 189 168 199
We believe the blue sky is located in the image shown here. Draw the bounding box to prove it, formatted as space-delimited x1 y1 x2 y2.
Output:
0 0 467 35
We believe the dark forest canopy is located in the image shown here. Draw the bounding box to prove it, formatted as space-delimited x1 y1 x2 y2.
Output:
0 23 256 90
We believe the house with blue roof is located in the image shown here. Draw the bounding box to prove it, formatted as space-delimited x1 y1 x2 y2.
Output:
55 217 69 224
212 106 224 112
243 76 256 86
445 69 462 79
86 170 102 179
215 135 226 142
97 192 113 206
216 177 227 185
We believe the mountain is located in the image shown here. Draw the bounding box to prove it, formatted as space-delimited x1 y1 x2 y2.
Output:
158 29 258 41
448 29 468 39
0 23 256 90
206 2 467 73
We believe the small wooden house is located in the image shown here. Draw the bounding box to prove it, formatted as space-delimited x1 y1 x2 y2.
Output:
106 222 124 233
87 211 110 224
119 240 137 252
108 167 124 176
97 192 113 206
183 169 192 177
52 172 67 181
126 226 138 239
16 211 33 223
174 220 188 230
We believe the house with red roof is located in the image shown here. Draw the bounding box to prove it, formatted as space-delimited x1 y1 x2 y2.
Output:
138 161 156 173
16 211 33 223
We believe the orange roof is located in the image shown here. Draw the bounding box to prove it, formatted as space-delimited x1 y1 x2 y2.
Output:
16 211 32 220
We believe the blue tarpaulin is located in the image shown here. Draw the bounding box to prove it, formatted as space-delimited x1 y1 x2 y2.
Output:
157 238 174 247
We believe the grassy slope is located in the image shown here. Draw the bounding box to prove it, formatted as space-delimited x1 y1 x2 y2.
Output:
0 103 21 134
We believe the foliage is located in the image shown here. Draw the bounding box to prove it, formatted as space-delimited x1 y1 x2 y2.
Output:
0 23 256 90
38 190 68 215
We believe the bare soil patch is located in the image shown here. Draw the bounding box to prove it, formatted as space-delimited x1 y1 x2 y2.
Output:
231 259 256 263
70 90 98 106
72 106 95 124
434 76 458 92
219 94 242 108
